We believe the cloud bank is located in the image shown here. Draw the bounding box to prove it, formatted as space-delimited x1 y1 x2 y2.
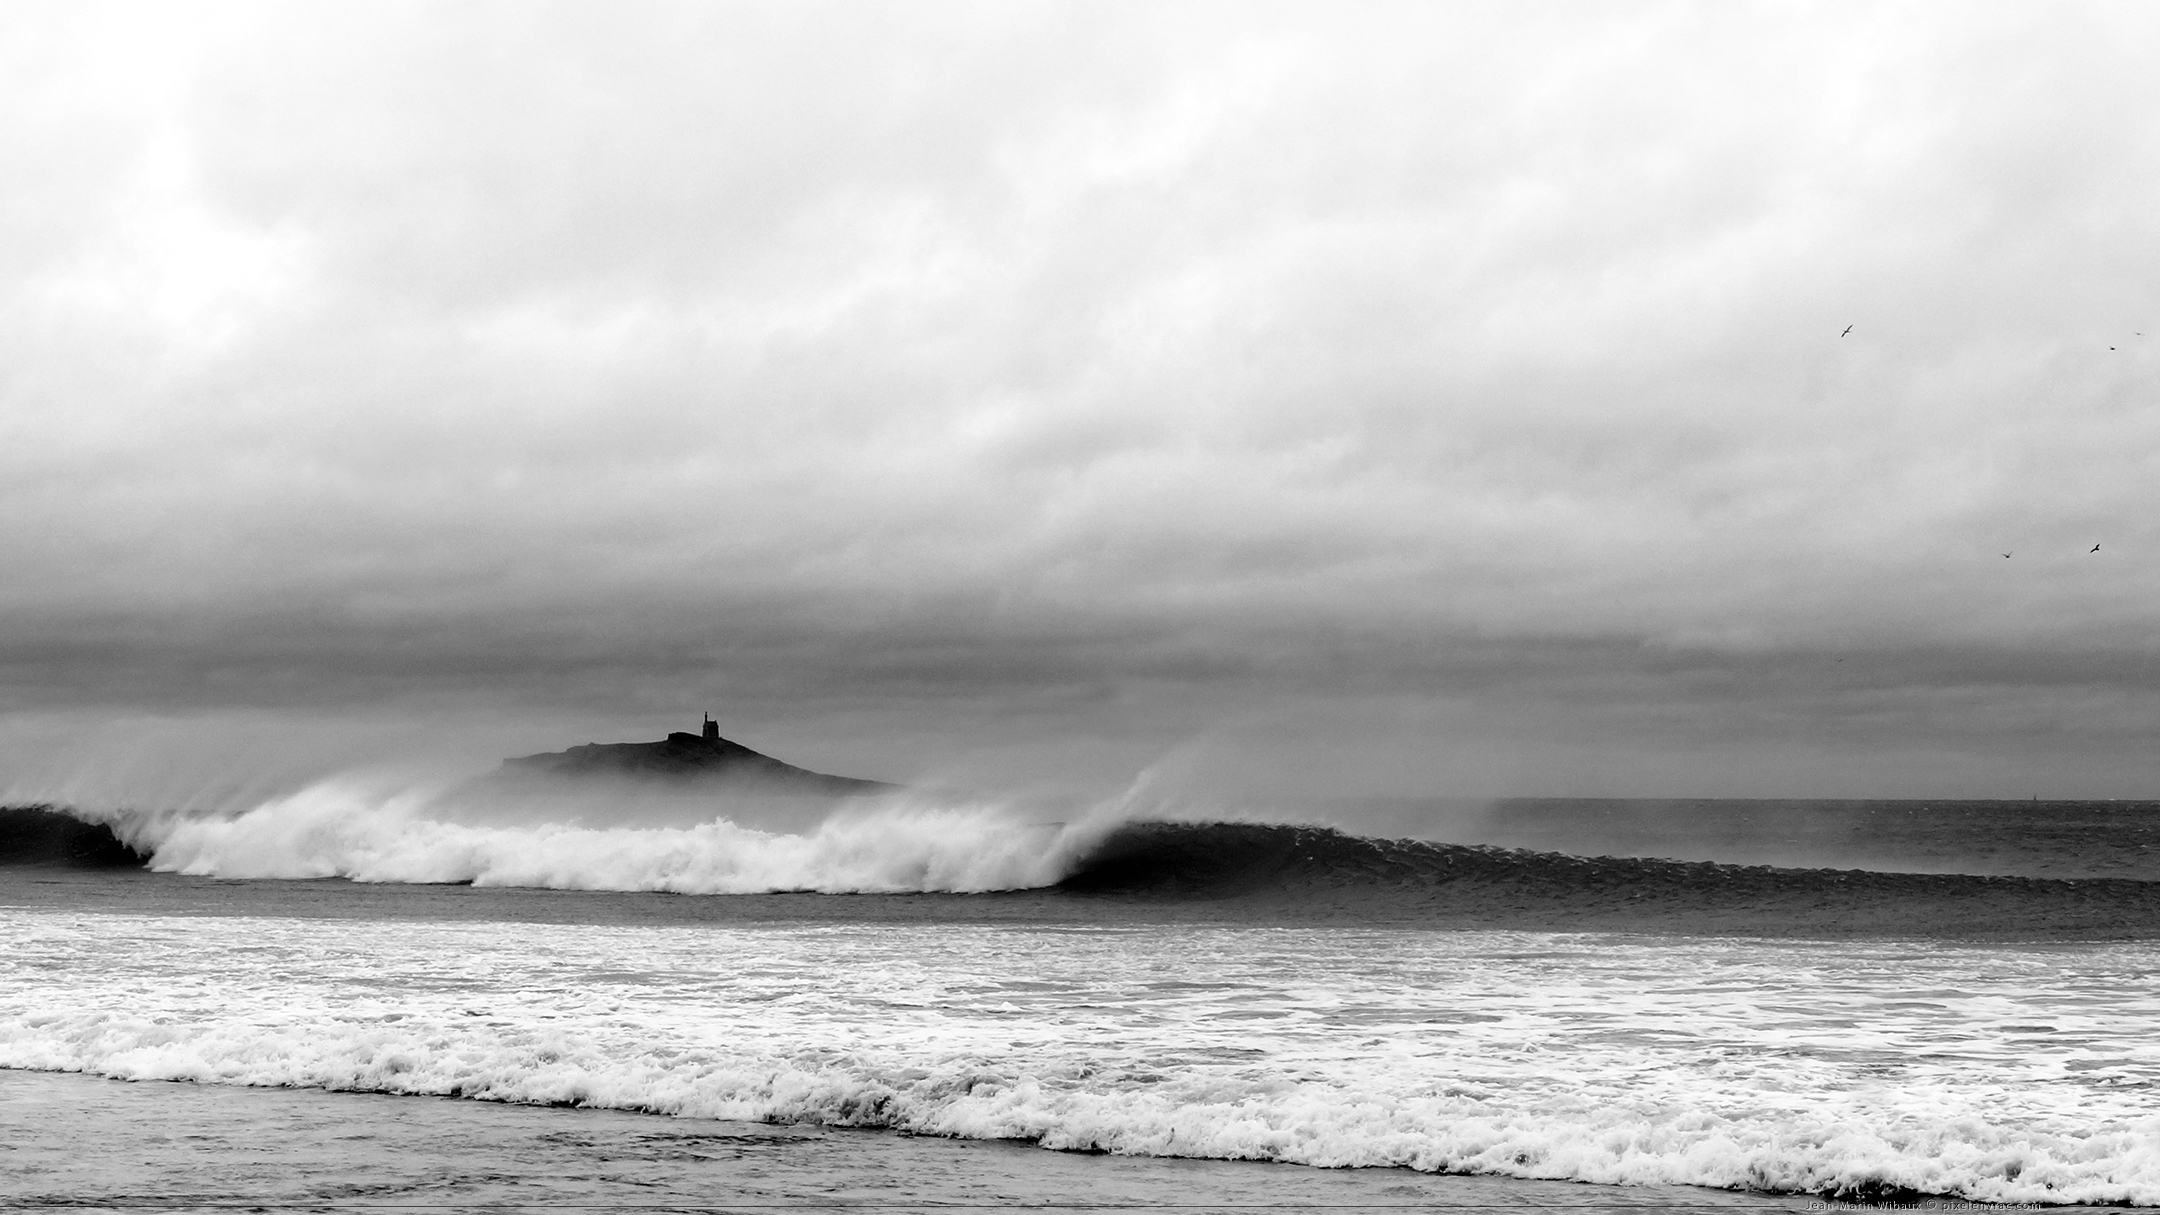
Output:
4 2 2159 797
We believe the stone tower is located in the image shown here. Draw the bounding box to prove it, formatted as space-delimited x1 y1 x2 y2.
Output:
702 713 718 743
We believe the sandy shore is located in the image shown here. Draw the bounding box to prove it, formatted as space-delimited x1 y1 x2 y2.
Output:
0 1068 1840 1214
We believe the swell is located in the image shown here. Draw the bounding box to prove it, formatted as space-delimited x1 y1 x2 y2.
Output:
1059 821 2160 938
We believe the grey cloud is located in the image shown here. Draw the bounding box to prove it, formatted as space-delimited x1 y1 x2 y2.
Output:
4 2 2160 796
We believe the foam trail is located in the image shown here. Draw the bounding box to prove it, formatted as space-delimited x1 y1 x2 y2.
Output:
6 915 2159 1206
134 780 1119 893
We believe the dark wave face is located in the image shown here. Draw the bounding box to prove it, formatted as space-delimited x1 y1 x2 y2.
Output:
1058 821 2160 939
0 807 150 868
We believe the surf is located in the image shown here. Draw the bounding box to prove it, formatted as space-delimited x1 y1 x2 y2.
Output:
7 908 2159 1207
11 799 2160 939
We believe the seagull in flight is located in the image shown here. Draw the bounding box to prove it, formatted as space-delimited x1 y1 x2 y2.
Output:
1841 325 1853 337
2003 552 2012 558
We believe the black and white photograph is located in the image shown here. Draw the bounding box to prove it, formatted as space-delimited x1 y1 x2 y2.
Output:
4 2 2159 1211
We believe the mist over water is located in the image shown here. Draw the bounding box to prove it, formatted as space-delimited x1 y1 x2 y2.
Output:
8 707 2160 899
0 711 598 824
0 710 1333 894
15 760 2160 895
134 780 1122 894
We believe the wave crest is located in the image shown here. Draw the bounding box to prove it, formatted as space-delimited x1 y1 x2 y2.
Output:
136 782 1106 893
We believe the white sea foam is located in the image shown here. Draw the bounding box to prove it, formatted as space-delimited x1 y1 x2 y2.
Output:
120 780 1109 893
3 911 2158 1205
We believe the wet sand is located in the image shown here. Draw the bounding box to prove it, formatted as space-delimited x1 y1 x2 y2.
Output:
1 1068 1836 1213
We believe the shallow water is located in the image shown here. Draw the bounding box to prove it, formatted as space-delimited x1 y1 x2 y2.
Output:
5 870 2159 1208
2 1068 1801 1213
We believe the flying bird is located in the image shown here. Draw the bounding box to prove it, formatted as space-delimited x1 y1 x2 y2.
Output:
1841 325 1853 337
2003 552 2012 558
2092 544 2101 553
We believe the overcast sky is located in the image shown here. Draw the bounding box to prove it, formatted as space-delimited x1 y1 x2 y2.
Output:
4 1 2159 802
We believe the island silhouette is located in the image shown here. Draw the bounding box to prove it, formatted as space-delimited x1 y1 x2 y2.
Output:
493 715 895 796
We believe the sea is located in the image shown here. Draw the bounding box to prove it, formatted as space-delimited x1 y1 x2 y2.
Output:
4 788 2160 1213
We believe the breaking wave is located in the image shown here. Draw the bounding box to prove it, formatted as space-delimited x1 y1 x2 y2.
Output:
0 806 149 868
9 800 2160 937
27 784 1110 894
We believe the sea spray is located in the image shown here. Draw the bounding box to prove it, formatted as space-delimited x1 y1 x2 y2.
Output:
13 799 2160 938
119 779 1137 894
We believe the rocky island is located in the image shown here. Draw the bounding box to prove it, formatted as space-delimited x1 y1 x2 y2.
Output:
493 716 895 797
